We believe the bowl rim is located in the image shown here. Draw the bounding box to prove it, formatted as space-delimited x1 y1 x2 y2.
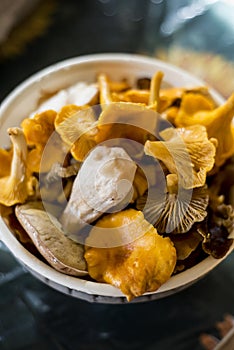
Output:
0 52 225 113
0 52 233 300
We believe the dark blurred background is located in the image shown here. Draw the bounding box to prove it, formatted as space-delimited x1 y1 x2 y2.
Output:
0 1 234 349
1 0 234 101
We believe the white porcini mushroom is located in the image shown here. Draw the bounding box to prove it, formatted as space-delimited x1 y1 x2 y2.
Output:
30 82 98 117
60 146 137 239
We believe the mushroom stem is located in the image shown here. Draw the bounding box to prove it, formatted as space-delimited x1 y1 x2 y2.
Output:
8 127 27 182
0 128 29 206
149 71 164 111
98 73 112 106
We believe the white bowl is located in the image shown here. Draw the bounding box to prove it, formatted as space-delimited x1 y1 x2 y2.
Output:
0 53 233 303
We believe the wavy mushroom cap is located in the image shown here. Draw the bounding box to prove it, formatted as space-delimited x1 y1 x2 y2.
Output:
144 125 217 189
85 209 176 301
174 93 234 167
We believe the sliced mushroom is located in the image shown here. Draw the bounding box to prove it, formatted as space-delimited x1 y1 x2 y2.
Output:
60 146 137 239
15 202 87 276
137 174 209 234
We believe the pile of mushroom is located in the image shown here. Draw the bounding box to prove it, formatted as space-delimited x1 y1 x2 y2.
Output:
0 69 233 301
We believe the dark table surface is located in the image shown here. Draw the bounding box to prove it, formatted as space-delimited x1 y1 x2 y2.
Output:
0 1 234 349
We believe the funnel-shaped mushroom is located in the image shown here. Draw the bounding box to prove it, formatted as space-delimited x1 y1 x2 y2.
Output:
96 72 159 145
144 125 217 189
55 104 98 162
84 209 176 301
22 110 67 173
174 93 234 166
0 128 29 206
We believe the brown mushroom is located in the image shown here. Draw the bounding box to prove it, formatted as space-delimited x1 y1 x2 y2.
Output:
195 197 234 259
169 230 203 261
15 202 87 276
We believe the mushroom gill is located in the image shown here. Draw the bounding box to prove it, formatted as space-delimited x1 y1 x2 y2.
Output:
137 174 209 234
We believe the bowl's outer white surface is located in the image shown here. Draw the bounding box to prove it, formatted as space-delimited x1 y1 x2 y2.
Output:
0 53 233 303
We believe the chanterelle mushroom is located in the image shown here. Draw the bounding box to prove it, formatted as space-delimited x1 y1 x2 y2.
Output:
22 110 67 173
60 146 137 240
84 209 176 301
55 104 98 162
144 125 217 189
96 102 159 146
0 128 32 206
0 148 12 178
174 92 234 166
